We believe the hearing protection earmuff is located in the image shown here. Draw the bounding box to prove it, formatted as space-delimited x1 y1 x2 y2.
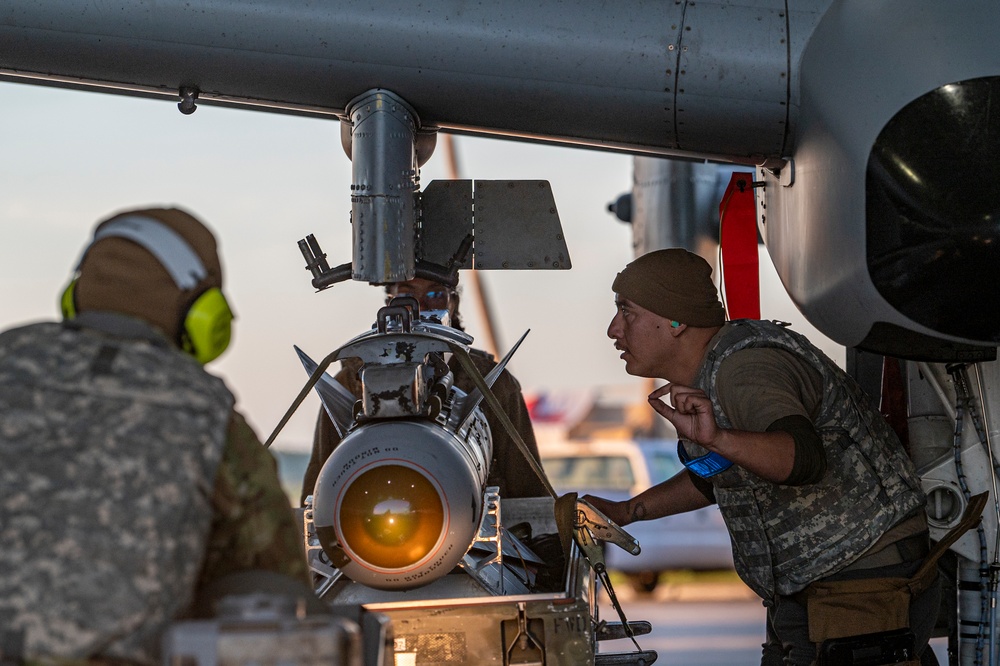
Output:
60 214 234 365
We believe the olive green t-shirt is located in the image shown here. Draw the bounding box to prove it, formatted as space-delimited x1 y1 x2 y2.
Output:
709 331 828 485
715 346 824 431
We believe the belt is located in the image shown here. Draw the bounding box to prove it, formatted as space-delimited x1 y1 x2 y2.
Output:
841 531 931 572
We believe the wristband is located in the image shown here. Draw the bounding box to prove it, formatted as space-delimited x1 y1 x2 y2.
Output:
678 441 733 478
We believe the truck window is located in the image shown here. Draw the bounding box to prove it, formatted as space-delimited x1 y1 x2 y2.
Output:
542 455 636 492
646 450 684 484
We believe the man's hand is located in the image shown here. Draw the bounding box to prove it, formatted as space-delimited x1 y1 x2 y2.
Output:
649 383 799 484
580 494 632 527
648 383 721 450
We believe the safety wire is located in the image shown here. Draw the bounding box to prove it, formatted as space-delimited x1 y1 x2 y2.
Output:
503 529 532 588
949 363 996 666
972 363 1000 666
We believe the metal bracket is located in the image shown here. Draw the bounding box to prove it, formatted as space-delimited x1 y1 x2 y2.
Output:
460 487 538 596
504 602 546 666
302 500 345 599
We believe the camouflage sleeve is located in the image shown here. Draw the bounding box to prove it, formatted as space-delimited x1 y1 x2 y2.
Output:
198 411 310 589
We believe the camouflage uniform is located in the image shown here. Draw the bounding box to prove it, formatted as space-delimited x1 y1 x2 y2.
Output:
0 317 307 664
301 350 545 505
685 319 926 601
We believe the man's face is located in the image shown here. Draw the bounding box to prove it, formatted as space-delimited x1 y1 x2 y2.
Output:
607 295 676 378
386 277 455 317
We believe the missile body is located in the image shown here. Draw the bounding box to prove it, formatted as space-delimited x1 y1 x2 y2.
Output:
304 305 496 591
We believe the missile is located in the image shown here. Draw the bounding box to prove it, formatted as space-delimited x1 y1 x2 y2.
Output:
277 299 533 591
313 417 491 590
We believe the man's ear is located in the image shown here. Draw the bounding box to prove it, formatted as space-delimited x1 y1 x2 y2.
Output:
668 321 687 336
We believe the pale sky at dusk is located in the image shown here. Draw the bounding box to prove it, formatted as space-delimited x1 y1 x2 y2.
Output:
0 81 840 450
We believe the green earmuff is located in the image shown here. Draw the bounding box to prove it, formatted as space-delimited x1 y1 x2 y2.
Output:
60 279 79 320
180 287 234 365
60 214 233 364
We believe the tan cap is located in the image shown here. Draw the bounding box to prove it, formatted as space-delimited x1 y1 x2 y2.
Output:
612 248 725 327
75 207 223 342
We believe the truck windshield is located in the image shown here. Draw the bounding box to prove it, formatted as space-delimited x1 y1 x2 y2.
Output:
542 455 635 492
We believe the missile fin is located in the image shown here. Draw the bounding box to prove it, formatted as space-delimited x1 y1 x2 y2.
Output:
453 329 530 432
294 345 356 438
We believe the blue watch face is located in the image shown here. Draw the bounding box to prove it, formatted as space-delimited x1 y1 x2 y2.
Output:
677 441 733 478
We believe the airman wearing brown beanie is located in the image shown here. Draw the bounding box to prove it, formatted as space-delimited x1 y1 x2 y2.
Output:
611 248 725 327
605 248 726 387
74 207 224 346
590 247 935 665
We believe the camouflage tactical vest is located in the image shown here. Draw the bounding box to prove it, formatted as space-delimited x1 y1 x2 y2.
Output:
687 320 925 600
0 321 234 663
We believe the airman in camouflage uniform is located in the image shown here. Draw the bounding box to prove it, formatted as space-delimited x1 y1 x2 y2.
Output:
0 208 308 665
301 277 546 505
689 319 925 601
584 249 935 666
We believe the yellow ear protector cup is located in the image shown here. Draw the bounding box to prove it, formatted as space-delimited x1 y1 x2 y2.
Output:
60 214 234 364
180 287 234 365
60 279 79 320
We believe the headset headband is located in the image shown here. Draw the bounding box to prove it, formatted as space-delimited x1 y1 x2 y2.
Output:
79 214 208 290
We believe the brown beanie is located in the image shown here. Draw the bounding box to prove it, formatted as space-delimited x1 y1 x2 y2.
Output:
612 248 726 327
74 207 224 342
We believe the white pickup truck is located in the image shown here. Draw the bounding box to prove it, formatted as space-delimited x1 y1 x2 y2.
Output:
539 437 735 593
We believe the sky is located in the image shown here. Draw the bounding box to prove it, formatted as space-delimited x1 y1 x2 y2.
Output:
0 81 841 451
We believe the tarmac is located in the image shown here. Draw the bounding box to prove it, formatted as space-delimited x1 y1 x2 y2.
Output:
605 570 758 604
652 578 757 603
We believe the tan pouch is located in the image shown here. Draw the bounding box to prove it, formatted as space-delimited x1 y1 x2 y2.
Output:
805 575 912 642
803 492 988 664
806 576 919 665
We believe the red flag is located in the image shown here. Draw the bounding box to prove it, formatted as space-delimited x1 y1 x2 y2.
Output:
719 172 760 320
